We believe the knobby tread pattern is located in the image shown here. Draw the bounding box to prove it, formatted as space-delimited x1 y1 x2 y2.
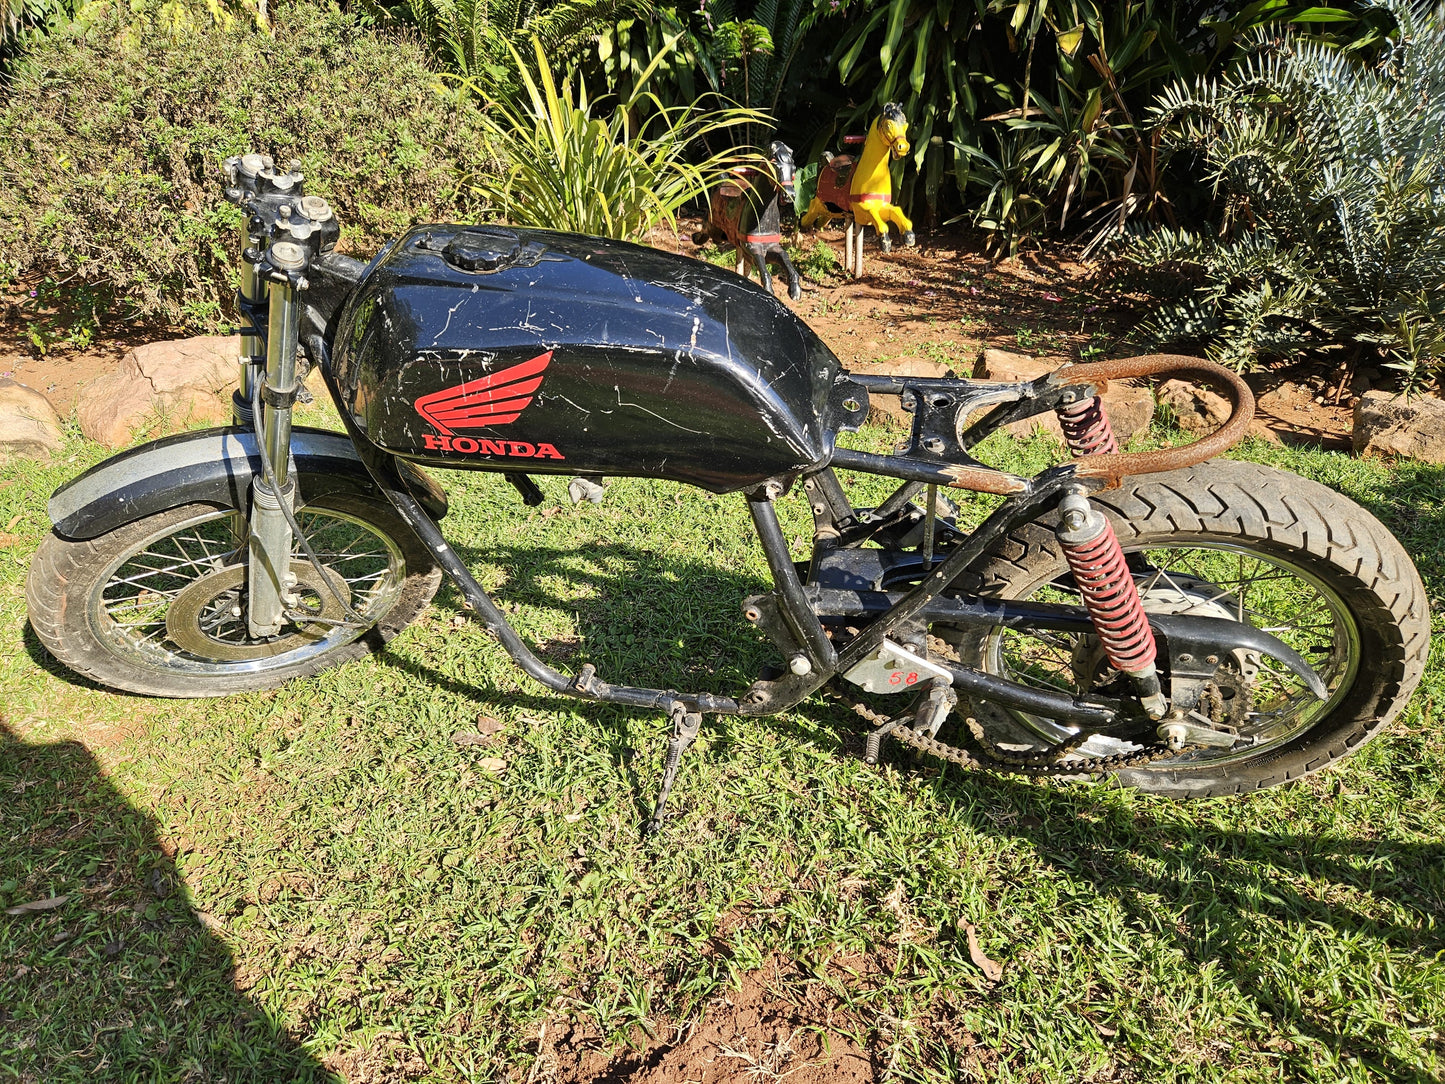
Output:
26 494 442 698
959 460 1429 798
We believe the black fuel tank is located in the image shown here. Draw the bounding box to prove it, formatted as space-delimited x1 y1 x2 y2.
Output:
329 225 846 492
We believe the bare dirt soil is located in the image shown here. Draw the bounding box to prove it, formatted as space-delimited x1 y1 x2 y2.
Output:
536 955 929 1084
2 225 1361 445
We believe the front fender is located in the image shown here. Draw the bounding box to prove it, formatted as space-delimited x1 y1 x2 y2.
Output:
48 427 447 540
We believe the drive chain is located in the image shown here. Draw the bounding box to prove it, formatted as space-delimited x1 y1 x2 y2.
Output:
841 689 1202 776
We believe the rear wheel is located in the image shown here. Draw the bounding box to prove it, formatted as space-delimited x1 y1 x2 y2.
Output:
27 490 440 697
938 461 1429 796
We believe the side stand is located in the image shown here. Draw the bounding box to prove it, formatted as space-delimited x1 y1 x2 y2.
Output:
643 702 703 837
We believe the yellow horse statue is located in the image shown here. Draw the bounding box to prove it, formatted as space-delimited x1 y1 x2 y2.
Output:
802 102 916 276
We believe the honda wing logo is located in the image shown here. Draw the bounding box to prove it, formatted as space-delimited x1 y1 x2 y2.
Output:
414 351 552 435
413 351 564 460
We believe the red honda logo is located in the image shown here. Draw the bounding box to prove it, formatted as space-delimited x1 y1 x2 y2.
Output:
414 351 552 436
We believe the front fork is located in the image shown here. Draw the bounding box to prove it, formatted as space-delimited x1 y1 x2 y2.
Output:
243 242 305 637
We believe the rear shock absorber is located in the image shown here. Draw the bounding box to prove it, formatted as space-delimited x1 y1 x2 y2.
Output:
1057 395 1119 457
1055 488 1167 718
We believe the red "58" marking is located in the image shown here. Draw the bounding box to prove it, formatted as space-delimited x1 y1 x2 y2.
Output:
889 670 921 686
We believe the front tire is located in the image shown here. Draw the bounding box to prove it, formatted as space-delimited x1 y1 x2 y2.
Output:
942 461 1429 797
26 490 440 697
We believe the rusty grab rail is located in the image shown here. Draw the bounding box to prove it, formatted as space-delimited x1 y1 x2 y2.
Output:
1052 354 1255 485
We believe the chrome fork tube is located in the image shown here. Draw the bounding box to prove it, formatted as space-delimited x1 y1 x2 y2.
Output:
234 226 266 426
245 250 304 637
261 269 301 487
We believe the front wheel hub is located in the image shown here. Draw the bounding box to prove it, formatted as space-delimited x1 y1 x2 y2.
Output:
166 560 351 661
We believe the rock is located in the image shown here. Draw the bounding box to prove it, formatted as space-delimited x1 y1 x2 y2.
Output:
1353 389 1445 464
976 349 1154 445
1090 383 1155 444
78 335 238 447
849 355 958 427
1159 378 1231 433
1248 420 1284 445
974 347 1054 383
0 378 65 462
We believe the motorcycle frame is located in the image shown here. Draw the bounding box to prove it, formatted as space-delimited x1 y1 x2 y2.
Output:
297 325 1276 730
223 159 1298 735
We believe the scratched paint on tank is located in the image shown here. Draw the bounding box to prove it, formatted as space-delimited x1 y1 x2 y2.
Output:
330 226 845 492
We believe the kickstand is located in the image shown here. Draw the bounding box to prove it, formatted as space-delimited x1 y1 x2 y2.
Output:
643 701 703 837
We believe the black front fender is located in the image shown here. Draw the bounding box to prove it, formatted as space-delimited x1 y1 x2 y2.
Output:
48 427 447 540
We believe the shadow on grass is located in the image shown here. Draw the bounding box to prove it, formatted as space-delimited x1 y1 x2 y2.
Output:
0 722 335 1082
923 766 1445 1082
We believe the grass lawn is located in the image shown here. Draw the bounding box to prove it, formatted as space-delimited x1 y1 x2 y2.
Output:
1 409 1442 1083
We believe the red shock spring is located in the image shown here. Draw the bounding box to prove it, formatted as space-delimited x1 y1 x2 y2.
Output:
1058 512 1157 676
1057 396 1119 457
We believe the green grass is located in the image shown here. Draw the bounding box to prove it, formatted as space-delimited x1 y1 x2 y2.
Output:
1 417 1443 1082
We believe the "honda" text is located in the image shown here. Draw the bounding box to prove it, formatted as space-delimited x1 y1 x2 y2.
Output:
422 434 565 459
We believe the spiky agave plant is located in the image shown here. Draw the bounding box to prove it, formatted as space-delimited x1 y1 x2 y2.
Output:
1119 0 1445 382
462 37 768 241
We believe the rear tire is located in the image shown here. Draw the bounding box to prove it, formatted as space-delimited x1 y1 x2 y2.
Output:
26 489 440 697
943 460 1429 797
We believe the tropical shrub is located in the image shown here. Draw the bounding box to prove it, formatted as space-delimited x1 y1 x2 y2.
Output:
1118 0 1445 381
357 0 633 93
818 0 1389 251
585 0 834 152
0 2 494 330
1 0 81 73
462 39 767 239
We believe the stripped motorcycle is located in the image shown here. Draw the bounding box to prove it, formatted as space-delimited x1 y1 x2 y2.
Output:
25 155 1430 830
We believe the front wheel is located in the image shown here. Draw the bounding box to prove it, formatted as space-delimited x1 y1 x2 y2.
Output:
938 461 1430 797
26 489 441 697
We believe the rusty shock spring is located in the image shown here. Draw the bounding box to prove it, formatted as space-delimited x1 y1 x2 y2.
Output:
1059 513 1157 676
1057 396 1119 457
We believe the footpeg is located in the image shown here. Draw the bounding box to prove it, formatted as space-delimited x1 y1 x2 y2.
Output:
914 679 957 738
568 476 607 505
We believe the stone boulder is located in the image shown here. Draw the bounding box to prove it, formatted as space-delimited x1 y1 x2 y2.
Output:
0 378 65 462
1353 389 1445 464
975 348 1155 445
78 336 238 447
1158 378 1232 433
848 355 959 427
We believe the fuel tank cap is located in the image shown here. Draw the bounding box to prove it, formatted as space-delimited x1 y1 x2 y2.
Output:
441 227 523 273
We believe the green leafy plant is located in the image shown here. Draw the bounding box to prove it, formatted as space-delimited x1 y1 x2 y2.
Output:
358 0 635 92
1118 0 1445 382
589 7 717 112
826 0 1376 251
0 3 494 330
586 0 824 147
1 0 83 73
788 238 840 280
20 278 104 353
462 38 767 240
